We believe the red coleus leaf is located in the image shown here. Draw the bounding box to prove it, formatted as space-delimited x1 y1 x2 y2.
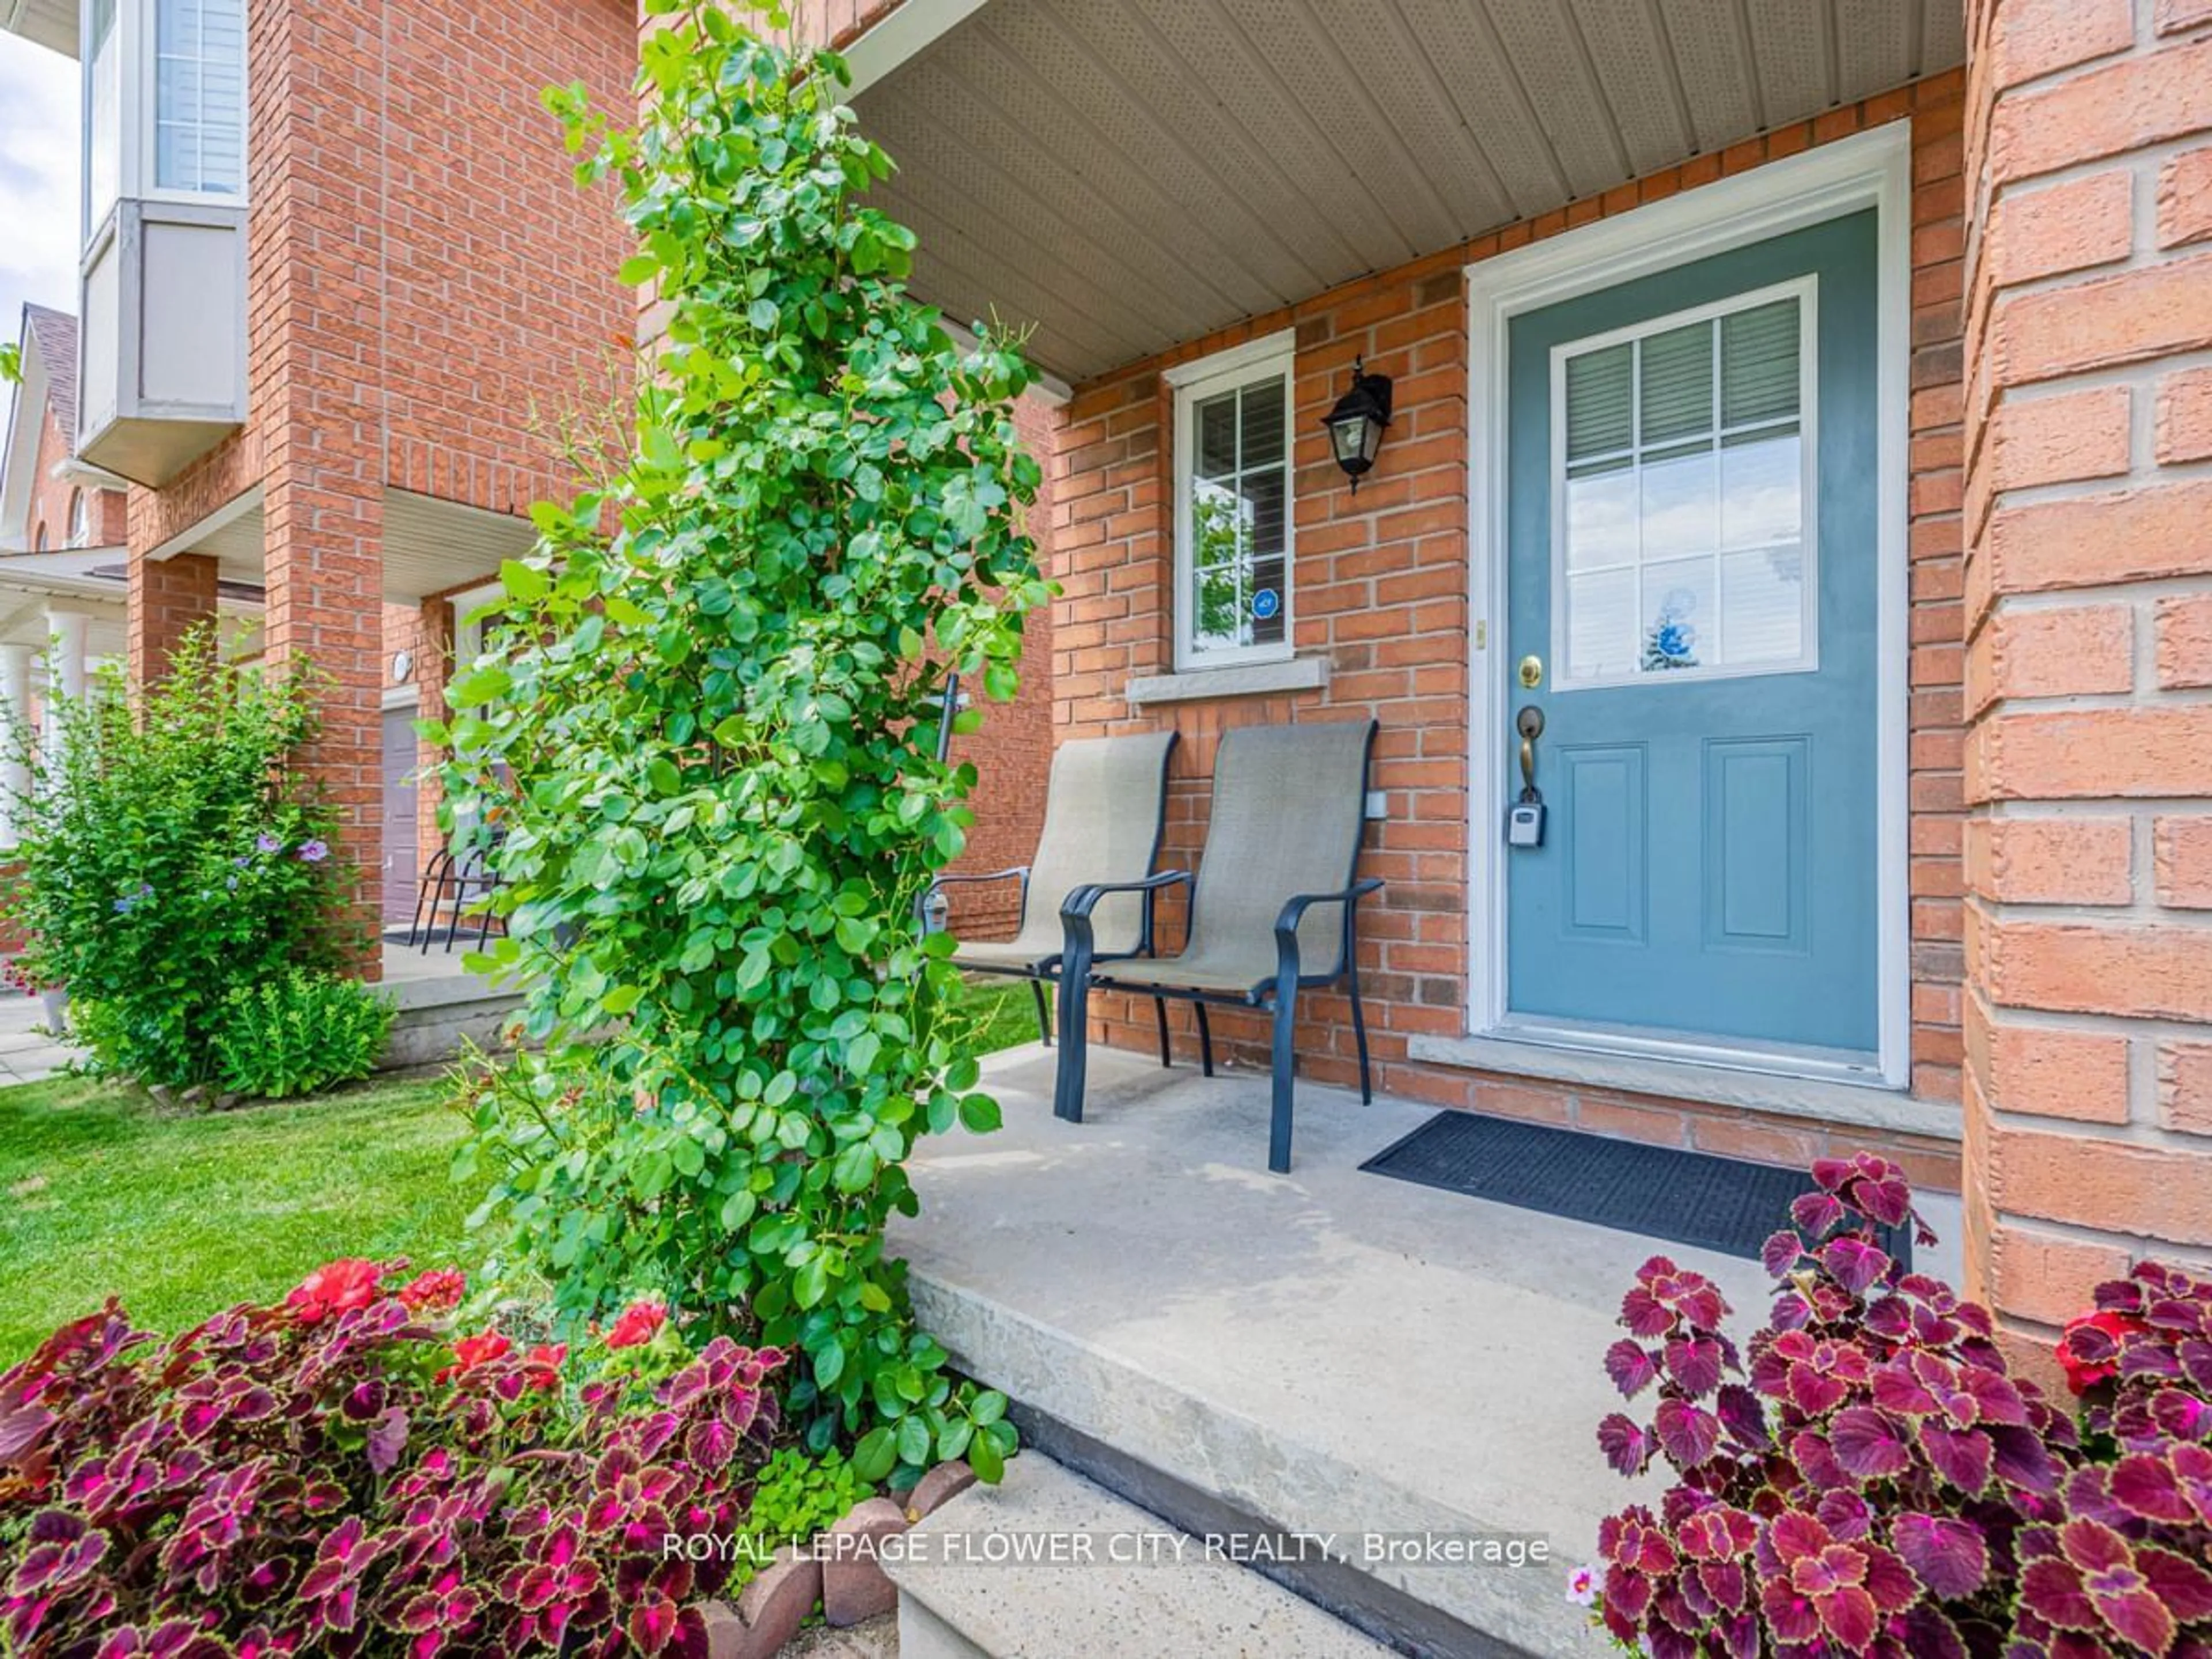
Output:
1821 1238 1892 1298
2088 1574 2177 1657
1791 1191 1847 1240
1891 1512 1988 1599
1815 1582 1880 1650
1664 1338 1727 1397
1869 1361 1938 1418
1714 1384 1770 1450
1762 1230 1806 1277
1920 1425 1993 1494
1654 1399 1722 1468
2108 1452 2194 1524
1990 1423 2062 1495
683 1418 736 1472
1829 1407 1912 1482
1621 1287 1675 1340
2138 1546 2212 1624
1759 1578 1822 1645
1597 1413 1650 1478
1676 1505 1757 1562
1604 1340 1658 1399
1902 1604 1971 1659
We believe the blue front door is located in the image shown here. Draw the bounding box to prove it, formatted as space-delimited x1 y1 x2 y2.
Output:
1504 210 1881 1064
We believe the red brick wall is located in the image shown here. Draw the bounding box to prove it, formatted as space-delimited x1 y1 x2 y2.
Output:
1051 77 1969 1191
21 404 126 553
122 0 636 963
129 554 219 684
938 393 1058 940
378 0 637 521
1959 0 2212 1382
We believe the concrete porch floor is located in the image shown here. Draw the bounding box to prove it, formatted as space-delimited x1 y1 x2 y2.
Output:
894 1042 1961 1655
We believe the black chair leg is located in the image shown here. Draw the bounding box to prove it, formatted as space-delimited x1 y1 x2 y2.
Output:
423 863 456 955
1195 1002 1214 1078
1053 942 1093 1123
1268 979 1297 1175
1153 997 1171 1068
406 852 444 948
1349 965 1373 1105
1029 978 1052 1047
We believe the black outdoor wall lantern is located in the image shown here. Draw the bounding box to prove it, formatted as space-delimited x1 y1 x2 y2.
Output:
1321 357 1393 490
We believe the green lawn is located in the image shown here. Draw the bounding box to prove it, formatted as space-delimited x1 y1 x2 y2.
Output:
0 1071 474 1365
0 981 1041 1366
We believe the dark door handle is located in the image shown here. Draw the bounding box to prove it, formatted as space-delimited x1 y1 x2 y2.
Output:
1515 705 1545 802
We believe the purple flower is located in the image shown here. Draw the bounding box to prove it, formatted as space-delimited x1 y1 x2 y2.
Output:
113 882 154 914
256 832 282 854
298 840 329 863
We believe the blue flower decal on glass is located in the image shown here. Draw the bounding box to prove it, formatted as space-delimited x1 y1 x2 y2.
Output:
1642 586 1701 672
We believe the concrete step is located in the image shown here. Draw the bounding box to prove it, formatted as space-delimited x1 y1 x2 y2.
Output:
884 1453 1391 1659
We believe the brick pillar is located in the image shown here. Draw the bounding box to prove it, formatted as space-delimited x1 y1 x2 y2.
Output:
127 551 221 685
1960 0 2212 1380
248 0 390 979
262 476 385 978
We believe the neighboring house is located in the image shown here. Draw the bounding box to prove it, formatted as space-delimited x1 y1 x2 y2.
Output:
0 0 1055 946
778 0 2212 1376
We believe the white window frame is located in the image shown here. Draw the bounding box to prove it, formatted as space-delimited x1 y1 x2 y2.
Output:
81 0 250 245
1548 275 1821 692
1166 330 1297 672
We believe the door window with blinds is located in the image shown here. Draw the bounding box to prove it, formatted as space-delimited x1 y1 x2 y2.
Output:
1550 278 1818 688
1172 336 1295 669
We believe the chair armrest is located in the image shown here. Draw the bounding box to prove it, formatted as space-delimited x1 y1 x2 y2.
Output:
1059 870 1191 919
1271 877 1385 982
1272 876 1385 937
1060 872 1191 964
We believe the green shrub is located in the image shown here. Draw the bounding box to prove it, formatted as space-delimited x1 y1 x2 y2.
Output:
438 2 1039 1489
3 627 354 1088
208 967 395 1099
737 1446 877 1586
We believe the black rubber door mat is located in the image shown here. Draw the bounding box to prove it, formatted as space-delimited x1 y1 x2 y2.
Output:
1361 1112 1910 1266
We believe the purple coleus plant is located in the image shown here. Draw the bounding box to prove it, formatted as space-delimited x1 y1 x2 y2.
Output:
1591 1154 2085 1658
1590 1157 2212 1658
0 1261 786 1657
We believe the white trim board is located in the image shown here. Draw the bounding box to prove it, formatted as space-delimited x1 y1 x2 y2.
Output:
1461 123 1914 1094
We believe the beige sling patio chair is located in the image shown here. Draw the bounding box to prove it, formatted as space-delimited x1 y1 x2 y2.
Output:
929 730 1180 1050
1053 719 1383 1173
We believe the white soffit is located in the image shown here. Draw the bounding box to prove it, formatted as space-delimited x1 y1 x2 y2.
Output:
0 0 78 57
145 485 540 605
852 0 1965 385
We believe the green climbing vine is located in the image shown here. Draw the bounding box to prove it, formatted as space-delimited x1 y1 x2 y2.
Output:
437 0 1047 1486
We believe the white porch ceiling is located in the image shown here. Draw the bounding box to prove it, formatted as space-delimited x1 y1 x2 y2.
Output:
153 487 539 607
853 0 1964 384
0 0 77 56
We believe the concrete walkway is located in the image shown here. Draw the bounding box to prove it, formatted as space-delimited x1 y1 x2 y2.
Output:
0 991 83 1084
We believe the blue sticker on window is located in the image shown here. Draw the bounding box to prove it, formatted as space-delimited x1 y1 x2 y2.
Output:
1252 588 1281 621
